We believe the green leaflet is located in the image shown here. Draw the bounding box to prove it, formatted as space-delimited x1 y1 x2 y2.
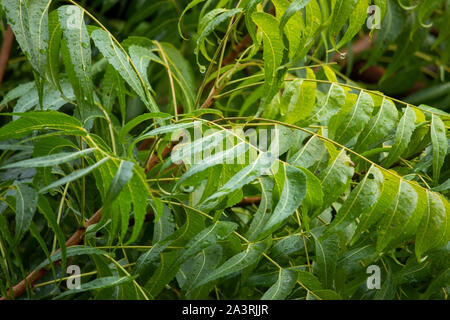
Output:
288 135 327 170
2 0 50 75
247 178 274 241
415 191 449 260
101 64 123 116
278 0 311 33
136 207 205 285
245 0 262 44
271 234 304 258
29 0 52 76
100 160 135 240
261 268 297 300
332 91 374 145
58 5 94 117
374 265 396 300
296 68 317 122
269 125 295 157
173 221 237 267
338 245 377 275
39 157 110 194
351 171 399 244
323 166 383 238
200 152 276 207
2 1 33 63
172 130 227 167
125 167 150 245
175 142 249 190
355 98 399 152
382 106 416 168
1 148 95 169
55 276 133 299
138 121 203 139
430 115 447 185
278 0 311 57
145 221 237 296
376 180 421 253
318 148 354 210
178 0 207 39
105 161 135 204
35 246 108 270
298 270 320 293
14 184 38 244
178 245 223 298
195 8 243 72
157 43 196 113
193 241 267 289
12 80 75 116
314 234 340 289
329 0 359 45
145 212 206 296
421 267 450 299
0 111 85 141
118 112 171 142
48 10 63 92
0 82 35 107
283 69 317 124
152 205 175 243
280 79 301 116
91 29 159 113
259 164 307 237
291 0 322 62
335 0 368 49
298 167 324 221
308 83 346 125
135 240 174 285
129 45 160 92
37 195 67 270
252 12 285 114
404 108 429 159
297 270 341 300
432 179 450 192
29 222 56 282
323 65 338 82
0 0 449 302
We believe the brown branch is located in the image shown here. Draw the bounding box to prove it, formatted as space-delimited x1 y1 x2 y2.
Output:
1 208 102 300
1 14 259 300
145 144 174 174
222 34 252 66
0 26 14 87
1 145 172 300
236 196 261 207
199 34 253 110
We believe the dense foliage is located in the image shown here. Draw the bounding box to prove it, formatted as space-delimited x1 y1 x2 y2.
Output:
0 0 448 300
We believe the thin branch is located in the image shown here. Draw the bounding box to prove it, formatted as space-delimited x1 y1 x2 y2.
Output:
0 26 14 87
1 145 171 300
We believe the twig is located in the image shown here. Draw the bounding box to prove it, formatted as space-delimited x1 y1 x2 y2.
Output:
1 207 102 300
145 144 174 174
0 26 14 87
1 9 260 299
1 146 170 300
236 196 261 207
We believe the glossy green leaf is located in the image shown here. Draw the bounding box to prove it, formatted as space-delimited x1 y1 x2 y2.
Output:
261 268 297 300
355 98 399 152
193 241 267 288
430 115 447 185
14 184 38 244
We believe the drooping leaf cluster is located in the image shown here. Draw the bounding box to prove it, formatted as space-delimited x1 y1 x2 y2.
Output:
0 0 448 300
